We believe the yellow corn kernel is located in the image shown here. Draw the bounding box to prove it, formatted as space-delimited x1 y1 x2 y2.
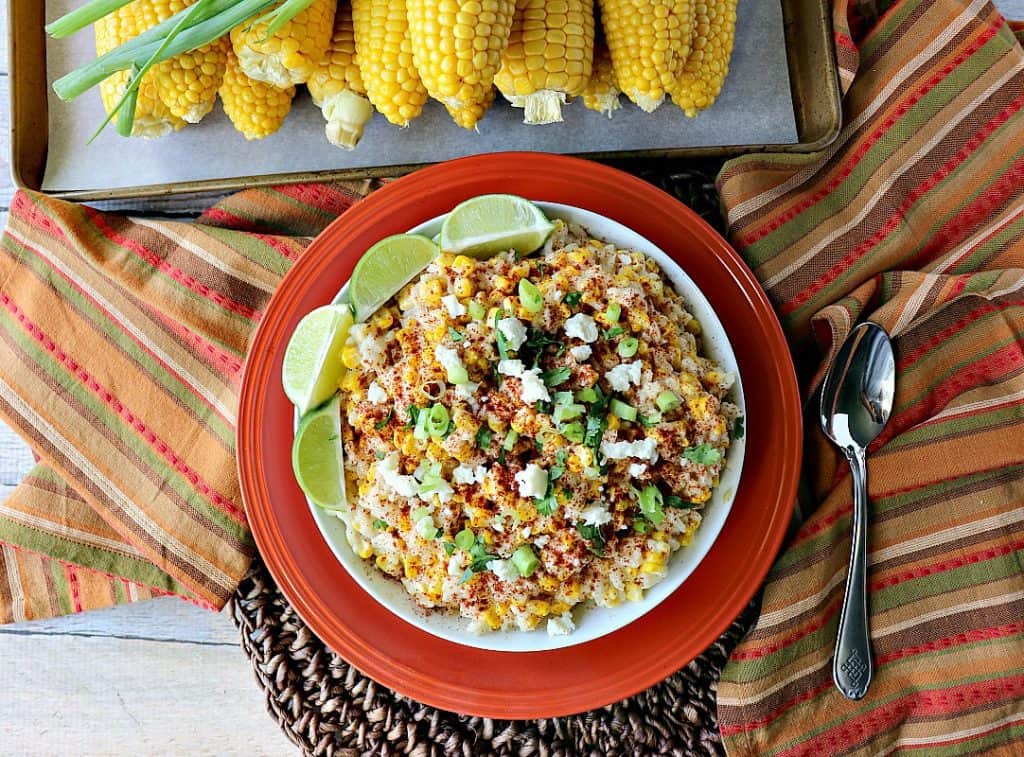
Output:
340 370 360 393
481 607 502 630
407 0 516 129
454 277 474 298
341 344 361 370
651 530 669 542
373 310 395 329
568 250 588 264
376 553 399 573
688 395 710 418
562 580 581 601
607 414 621 431
599 0 693 112
231 0 336 87
582 41 622 117
494 276 512 293
539 575 559 593
357 541 374 559
453 255 475 270
625 584 644 602
403 556 420 578
351 0 429 126
358 481 371 497
670 0 737 116
602 586 621 607
686 318 702 335
526 599 551 616
641 562 664 575
550 600 570 614
219 47 295 140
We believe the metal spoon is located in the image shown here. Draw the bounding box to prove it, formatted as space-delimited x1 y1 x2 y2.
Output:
819 321 895 700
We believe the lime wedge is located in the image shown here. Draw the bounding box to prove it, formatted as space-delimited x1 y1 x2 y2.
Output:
349 234 439 321
292 395 347 511
282 305 352 415
439 194 554 259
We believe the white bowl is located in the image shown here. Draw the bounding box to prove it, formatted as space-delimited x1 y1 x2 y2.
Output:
304 202 746 652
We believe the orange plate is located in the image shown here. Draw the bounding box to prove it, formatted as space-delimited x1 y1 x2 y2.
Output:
237 152 801 719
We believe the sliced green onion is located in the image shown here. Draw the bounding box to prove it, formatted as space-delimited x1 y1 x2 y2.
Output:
618 337 639 358
554 403 585 424
468 300 486 320
502 429 519 450
413 405 430 440
373 519 388 530
605 302 621 323
518 279 543 313
511 545 540 578
454 529 475 550
639 485 665 525
656 391 681 412
553 391 574 406
634 519 650 534
576 386 598 403
426 404 450 438
583 466 601 479
411 506 431 522
446 363 469 385
609 399 637 421
562 422 585 443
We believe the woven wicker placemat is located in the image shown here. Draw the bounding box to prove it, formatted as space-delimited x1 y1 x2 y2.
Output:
229 163 762 756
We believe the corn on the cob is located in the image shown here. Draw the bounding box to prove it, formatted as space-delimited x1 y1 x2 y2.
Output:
154 35 230 123
494 0 594 125
669 0 737 117
307 3 375 148
230 0 336 87
95 0 208 137
351 0 428 127
219 46 295 139
581 41 620 118
407 0 516 130
598 0 694 112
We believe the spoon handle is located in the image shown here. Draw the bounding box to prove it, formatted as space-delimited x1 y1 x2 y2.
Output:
834 446 873 700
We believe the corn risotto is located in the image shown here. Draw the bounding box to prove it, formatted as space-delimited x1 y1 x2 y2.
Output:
336 223 741 635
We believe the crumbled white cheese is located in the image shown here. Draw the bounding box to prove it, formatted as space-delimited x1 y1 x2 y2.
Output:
419 478 454 505
435 344 468 383
618 253 633 266
377 453 419 498
519 368 551 403
628 463 648 478
605 361 643 392
600 438 659 463
570 345 592 361
454 381 480 403
497 317 528 351
452 465 477 485
366 381 387 404
414 514 437 539
441 294 466 318
473 465 487 483
564 313 599 343
515 463 549 499
581 503 612 527
487 558 520 583
498 359 525 377
547 613 576 636
533 534 550 548
447 555 464 577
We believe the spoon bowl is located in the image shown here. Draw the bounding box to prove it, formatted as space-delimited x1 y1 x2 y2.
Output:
819 321 895 700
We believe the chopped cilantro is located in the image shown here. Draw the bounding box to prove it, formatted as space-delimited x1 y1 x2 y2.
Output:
683 444 722 465
448 326 465 342
374 450 386 460
459 534 498 582
406 405 420 429
666 494 695 509
535 400 553 414
373 519 388 530
495 328 510 360
521 327 561 367
374 408 394 429
633 518 650 534
562 291 583 308
732 417 745 440
475 424 493 449
534 493 558 516
443 541 456 555
541 366 572 387
576 523 606 556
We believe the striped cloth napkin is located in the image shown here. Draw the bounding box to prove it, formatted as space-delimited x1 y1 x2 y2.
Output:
0 183 370 619
715 0 1024 754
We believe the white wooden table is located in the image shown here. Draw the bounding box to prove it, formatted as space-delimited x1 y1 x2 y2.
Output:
0 7 293 754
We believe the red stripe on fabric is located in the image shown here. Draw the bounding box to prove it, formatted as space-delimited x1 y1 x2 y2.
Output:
872 540 1024 591
250 232 299 262
907 157 1024 269
63 563 83 613
198 206 248 228
85 207 260 321
1 541 216 610
9 193 71 245
740 21 1003 247
878 622 1024 666
780 91 1024 316
731 596 843 661
148 309 244 379
719 681 833 736
835 31 858 51
273 182 360 218
0 293 247 525
776 676 1024 756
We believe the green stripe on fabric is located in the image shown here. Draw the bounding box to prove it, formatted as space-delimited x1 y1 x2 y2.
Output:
950 208 1024 273
901 333 1022 409
886 406 1024 450
0 307 251 544
873 550 1024 613
112 579 128 605
744 35 1008 265
903 722 1024 757
1 235 235 448
47 558 74 615
0 518 192 597
197 225 296 278
758 667 1024 757
859 0 919 61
